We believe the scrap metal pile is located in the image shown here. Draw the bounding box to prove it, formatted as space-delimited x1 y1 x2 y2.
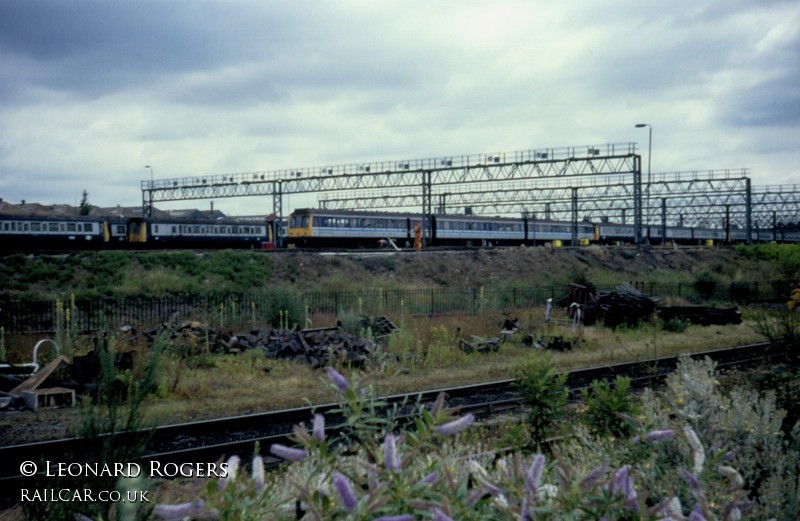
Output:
559 282 657 328
137 319 390 369
560 282 742 328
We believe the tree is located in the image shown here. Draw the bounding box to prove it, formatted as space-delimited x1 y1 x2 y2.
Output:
79 190 92 215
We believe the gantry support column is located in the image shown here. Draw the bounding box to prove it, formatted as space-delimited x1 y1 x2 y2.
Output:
272 180 283 248
633 154 643 245
422 170 433 247
571 187 579 245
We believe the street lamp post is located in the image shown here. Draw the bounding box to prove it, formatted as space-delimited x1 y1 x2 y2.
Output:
145 165 154 217
635 124 652 243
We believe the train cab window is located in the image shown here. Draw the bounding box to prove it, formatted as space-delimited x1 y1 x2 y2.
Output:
154 225 160 234
116 225 126 234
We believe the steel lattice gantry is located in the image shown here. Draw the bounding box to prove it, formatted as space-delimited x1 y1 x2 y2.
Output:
141 142 644 244
750 184 800 240
320 169 756 244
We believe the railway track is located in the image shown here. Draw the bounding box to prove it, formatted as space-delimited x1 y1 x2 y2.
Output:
0 341 785 502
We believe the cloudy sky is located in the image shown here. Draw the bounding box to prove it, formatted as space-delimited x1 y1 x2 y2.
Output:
1 0 798 216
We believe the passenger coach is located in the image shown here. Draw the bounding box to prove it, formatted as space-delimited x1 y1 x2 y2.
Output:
0 215 108 253
288 208 414 248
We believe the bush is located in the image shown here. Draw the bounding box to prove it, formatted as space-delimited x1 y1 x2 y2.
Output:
661 317 690 333
512 353 569 447
143 356 800 521
580 376 639 438
693 271 719 300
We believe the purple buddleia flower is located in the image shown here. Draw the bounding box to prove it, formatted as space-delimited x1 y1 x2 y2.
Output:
525 453 546 495
432 507 454 521
333 471 358 511
580 462 608 490
436 413 475 436
218 455 240 491
679 468 703 495
467 489 486 507
269 443 307 462
418 471 439 485
373 516 414 521
313 413 326 442
646 429 676 442
325 366 350 392
721 450 736 462
688 505 707 521
520 497 529 521
383 434 401 473
153 500 207 520
610 465 638 512
252 455 265 491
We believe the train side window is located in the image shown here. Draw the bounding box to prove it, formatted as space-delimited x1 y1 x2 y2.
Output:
48 223 59 232
66 223 76 232
31 222 40 232
116 225 126 234
154 225 160 234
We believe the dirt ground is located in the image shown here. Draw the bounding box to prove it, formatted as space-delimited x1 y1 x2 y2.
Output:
272 244 744 290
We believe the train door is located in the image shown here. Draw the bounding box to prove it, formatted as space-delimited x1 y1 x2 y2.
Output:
127 218 148 243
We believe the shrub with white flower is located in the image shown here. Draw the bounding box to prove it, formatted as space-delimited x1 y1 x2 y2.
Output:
145 357 800 521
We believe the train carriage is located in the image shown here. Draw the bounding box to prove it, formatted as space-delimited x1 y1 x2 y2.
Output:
126 217 270 249
433 214 524 246
288 208 414 248
0 215 107 253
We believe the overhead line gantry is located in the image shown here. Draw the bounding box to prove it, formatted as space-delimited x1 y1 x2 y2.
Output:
142 142 644 245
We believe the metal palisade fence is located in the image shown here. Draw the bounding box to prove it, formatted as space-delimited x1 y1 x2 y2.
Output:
0 280 793 334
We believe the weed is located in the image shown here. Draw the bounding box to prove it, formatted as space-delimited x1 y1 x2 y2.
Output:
512 352 569 447
580 376 639 439
24 333 164 521
143 354 800 521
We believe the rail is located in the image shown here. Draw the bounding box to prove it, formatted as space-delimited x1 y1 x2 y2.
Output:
0 341 784 503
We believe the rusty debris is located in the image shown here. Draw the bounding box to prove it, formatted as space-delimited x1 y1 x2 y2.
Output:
459 336 500 354
133 320 381 369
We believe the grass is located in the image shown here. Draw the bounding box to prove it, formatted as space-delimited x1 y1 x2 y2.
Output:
1 305 768 445
137 307 766 427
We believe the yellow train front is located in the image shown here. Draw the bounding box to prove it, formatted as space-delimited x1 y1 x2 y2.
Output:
288 208 414 248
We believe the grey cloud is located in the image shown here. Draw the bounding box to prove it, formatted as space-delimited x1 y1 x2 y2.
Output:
0 1 324 100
